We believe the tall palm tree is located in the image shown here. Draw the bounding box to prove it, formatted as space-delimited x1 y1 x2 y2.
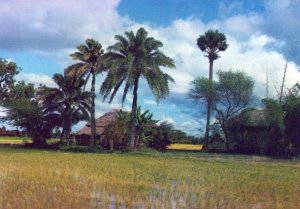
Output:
197 30 228 150
101 27 175 151
69 38 108 147
38 70 91 144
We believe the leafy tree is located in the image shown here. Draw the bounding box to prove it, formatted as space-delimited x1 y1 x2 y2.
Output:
215 70 254 151
7 81 35 100
283 83 300 155
149 121 172 151
69 38 108 147
197 30 228 150
189 77 217 148
100 27 175 151
1 87 57 147
102 111 130 151
37 71 91 144
262 99 287 156
0 58 20 101
189 77 217 105
135 106 158 147
103 107 157 150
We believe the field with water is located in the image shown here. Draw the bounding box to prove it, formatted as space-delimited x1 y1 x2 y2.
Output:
0 147 299 209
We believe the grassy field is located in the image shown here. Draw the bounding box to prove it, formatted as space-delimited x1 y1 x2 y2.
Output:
0 147 299 208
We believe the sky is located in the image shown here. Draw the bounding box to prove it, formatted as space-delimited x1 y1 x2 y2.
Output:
0 0 300 136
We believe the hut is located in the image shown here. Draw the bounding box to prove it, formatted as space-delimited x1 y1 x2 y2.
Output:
226 109 272 154
75 110 118 145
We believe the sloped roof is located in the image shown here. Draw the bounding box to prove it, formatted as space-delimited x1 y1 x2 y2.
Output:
240 109 268 127
227 109 269 128
75 110 118 136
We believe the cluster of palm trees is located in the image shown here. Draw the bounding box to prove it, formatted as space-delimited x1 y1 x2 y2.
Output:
38 27 175 150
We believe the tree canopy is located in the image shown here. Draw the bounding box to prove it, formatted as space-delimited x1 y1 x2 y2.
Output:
0 58 20 101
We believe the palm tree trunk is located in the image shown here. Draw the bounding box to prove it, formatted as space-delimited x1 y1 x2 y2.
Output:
204 101 211 151
129 77 139 151
204 59 214 151
209 59 213 80
90 71 96 147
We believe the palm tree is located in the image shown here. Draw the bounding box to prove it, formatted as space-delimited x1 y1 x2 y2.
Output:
38 70 91 144
100 27 175 151
197 30 228 150
69 38 108 147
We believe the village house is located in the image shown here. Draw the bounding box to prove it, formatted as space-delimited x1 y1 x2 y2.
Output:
75 110 118 146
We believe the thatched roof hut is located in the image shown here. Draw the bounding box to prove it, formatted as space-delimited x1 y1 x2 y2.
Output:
227 109 269 128
75 110 118 145
226 109 272 154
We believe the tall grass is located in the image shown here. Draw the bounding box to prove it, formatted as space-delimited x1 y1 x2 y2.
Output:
0 147 299 208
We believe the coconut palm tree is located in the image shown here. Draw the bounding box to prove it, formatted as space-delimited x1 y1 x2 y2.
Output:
38 70 91 144
100 27 175 151
68 38 108 147
197 30 228 150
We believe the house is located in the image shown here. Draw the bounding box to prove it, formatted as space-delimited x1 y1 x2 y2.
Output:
75 110 118 146
226 109 272 154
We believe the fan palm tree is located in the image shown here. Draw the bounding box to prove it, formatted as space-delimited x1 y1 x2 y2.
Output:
100 27 175 151
38 71 91 144
197 30 228 150
68 38 108 147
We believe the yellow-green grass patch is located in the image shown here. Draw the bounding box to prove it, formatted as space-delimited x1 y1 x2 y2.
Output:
0 136 31 144
167 143 203 151
0 137 59 145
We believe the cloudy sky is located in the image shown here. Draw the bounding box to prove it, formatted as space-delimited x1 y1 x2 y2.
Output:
1 0 300 135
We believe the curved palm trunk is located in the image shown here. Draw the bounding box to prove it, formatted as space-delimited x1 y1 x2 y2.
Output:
129 78 139 151
90 71 96 147
204 59 214 151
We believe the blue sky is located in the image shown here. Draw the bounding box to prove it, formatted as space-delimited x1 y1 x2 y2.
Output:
0 0 300 136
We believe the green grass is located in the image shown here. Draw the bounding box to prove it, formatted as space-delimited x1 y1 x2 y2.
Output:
0 147 299 208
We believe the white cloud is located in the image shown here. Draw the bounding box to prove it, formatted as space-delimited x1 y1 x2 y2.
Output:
15 73 55 87
0 106 7 117
0 0 127 51
159 116 176 125
178 120 201 136
144 99 156 105
222 14 263 35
